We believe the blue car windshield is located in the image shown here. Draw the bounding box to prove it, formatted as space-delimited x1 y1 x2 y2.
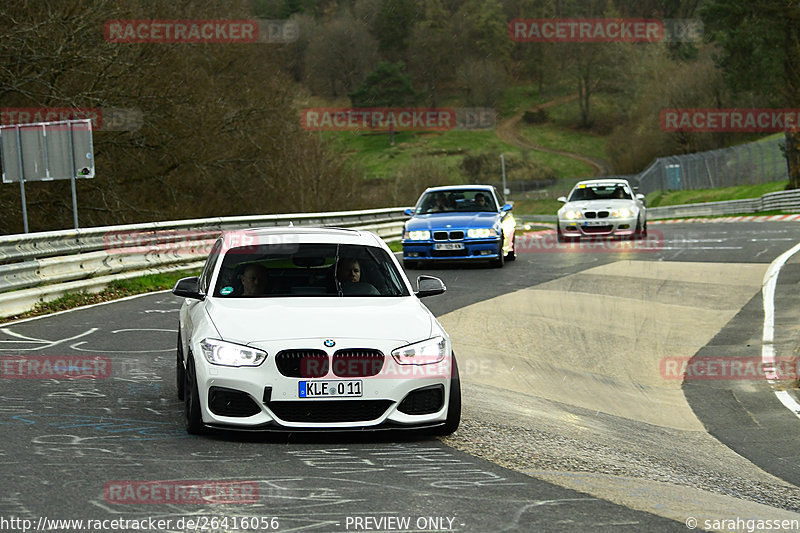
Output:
416 190 496 214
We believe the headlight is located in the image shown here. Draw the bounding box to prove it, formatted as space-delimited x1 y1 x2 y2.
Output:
611 208 633 218
467 228 498 238
405 230 431 240
200 338 267 367
563 210 583 220
392 336 447 365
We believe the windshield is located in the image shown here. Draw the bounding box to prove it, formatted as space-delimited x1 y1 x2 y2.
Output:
213 243 409 298
415 189 496 214
568 184 632 202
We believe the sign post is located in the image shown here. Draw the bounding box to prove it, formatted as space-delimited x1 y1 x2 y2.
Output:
0 118 95 233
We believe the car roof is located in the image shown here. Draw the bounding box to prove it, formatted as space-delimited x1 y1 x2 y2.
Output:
573 179 631 188
423 185 495 193
219 226 384 249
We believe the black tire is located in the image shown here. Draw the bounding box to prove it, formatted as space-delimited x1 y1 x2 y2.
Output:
506 235 516 261
184 356 206 435
633 217 644 240
492 234 505 268
556 224 567 243
642 219 648 238
176 332 185 401
434 353 461 436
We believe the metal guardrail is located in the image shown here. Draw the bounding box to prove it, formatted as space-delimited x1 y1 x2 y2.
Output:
647 189 800 219
0 208 409 319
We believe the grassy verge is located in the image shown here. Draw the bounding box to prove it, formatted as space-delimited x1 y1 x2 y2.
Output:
2 270 201 323
646 181 789 207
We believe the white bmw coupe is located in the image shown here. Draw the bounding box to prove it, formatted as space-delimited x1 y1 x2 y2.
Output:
557 179 647 241
172 227 460 435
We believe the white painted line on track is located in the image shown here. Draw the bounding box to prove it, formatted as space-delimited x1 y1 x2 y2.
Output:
762 241 800 419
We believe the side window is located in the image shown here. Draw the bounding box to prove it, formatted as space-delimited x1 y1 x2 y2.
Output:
493 187 505 209
199 239 223 295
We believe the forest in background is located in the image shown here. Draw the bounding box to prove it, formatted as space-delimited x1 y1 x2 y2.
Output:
0 0 797 233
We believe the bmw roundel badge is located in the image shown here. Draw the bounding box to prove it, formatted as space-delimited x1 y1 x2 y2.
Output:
324 339 335 347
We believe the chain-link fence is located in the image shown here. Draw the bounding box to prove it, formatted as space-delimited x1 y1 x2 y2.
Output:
620 136 788 194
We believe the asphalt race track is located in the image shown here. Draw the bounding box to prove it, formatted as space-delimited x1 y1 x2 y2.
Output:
2 221 800 532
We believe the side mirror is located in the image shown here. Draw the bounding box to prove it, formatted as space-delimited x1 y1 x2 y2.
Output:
501 203 513 212
173 276 205 300
557 196 567 203
636 193 646 206
404 208 414 216
415 275 446 298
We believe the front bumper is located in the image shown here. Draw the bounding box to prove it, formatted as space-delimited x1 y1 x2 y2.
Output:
191 342 454 430
558 217 637 237
402 238 501 261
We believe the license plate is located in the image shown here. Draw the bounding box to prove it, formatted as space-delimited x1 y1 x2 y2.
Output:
299 380 362 398
584 221 608 226
434 243 464 250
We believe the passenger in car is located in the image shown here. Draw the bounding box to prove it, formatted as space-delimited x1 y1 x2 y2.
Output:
336 257 362 283
430 193 449 212
336 257 380 295
240 263 269 296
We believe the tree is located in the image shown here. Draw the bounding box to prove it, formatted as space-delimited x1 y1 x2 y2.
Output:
407 0 455 106
304 11 379 97
349 61 417 144
701 0 800 188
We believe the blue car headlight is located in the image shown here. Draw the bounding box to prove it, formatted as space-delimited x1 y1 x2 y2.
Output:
467 228 498 238
200 338 267 367
404 230 431 240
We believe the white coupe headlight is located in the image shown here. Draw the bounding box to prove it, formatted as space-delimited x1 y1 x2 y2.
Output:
467 228 497 238
563 210 583 220
612 208 633 218
391 336 447 365
405 230 431 240
200 338 267 367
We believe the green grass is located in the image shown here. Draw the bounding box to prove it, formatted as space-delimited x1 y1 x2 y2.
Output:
646 180 789 207
330 129 529 180
519 125 607 161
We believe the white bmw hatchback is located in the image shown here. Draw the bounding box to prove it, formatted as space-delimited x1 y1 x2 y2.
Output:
172 227 460 435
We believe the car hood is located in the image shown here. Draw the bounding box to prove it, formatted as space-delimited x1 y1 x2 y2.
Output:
560 199 638 211
405 212 499 230
204 297 434 345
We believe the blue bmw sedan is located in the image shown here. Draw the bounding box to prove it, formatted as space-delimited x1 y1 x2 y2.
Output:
402 185 516 268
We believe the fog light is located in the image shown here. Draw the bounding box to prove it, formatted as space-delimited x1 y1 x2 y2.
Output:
479 250 492 256
618 224 630 230
408 252 419 257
